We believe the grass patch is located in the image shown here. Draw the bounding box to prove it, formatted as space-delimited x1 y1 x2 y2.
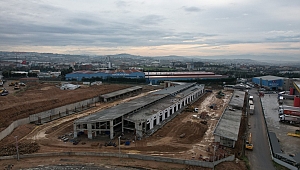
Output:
272 161 289 170
241 156 250 170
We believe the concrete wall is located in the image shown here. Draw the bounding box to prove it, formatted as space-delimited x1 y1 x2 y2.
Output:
0 118 29 141
29 97 99 124
0 152 235 168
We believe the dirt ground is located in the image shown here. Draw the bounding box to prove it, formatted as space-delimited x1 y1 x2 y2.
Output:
0 81 137 131
0 82 246 170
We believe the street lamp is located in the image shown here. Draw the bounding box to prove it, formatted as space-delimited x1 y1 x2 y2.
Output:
14 136 19 161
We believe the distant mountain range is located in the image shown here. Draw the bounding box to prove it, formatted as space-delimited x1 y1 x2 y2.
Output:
1 51 300 66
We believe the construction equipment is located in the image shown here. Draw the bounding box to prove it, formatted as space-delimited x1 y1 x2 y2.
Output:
216 91 225 98
14 83 20 90
245 133 253 150
184 105 198 112
287 130 300 138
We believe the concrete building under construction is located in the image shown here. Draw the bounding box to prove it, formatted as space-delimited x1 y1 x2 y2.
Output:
73 82 205 139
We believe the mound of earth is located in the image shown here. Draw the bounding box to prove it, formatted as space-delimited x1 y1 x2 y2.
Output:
0 82 131 130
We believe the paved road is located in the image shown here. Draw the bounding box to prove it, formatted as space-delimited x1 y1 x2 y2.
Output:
247 89 275 170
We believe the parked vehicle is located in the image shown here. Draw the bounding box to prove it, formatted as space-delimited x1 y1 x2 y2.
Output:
279 114 300 124
249 105 255 115
279 108 300 117
245 133 253 150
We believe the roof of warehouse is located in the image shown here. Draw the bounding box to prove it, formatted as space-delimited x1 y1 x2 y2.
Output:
100 86 142 99
126 84 204 121
75 82 195 123
228 91 246 109
75 94 168 123
294 81 300 93
253 75 284 81
213 109 242 141
145 71 215 76
269 132 282 154
152 82 196 95
147 75 228 79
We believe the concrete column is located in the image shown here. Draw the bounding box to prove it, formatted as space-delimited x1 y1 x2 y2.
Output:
156 113 160 125
150 118 154 129
122 116 124 133
167 109 170 118
135 122 143 138
162 111 165 120
73 123 77 138
87 123 92 139
110 120 114 139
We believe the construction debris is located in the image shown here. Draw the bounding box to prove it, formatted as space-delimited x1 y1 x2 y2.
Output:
0 142 40 156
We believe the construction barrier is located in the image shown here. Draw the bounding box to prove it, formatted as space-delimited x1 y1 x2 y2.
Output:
0 118 29 141
0 152 235 168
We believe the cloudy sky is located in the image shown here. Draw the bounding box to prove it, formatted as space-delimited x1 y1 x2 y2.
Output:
0 0 299 59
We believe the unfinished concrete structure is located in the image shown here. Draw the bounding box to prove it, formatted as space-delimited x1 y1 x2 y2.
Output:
73 82 205 139
100 86 142 102
213 90 245 148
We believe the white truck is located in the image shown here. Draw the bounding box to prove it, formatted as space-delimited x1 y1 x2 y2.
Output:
249 105 255 115
279 114 300 124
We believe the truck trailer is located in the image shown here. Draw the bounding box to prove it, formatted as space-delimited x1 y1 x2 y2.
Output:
278 106 300 117
279 114 300 124
249 105 255 115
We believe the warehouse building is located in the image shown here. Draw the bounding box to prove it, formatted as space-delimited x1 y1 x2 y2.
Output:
100 86 142 102
252 75 284 90
73 82 205 139
145 71 229 85
213 90 245 148
65 70 228 84
65 69 145 81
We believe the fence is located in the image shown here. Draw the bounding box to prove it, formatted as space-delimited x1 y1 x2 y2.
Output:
0 152 235 168
0 118 29 141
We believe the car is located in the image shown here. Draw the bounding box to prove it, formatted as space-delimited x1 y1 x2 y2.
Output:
1 92 8 96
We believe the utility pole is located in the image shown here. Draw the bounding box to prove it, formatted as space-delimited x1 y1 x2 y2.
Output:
14 136 19 161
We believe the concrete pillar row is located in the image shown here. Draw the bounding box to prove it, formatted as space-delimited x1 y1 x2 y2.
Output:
73 123 78 138
110 120 114 139
87 123 92 139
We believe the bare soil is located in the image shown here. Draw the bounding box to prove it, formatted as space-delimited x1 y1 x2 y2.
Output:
0 81 135 130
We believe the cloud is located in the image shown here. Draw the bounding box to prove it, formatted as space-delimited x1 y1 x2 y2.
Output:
182 6 201 12
0 0 299 59
137 15 165 25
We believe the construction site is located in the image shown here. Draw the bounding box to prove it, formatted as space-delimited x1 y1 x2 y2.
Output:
0 80 247 170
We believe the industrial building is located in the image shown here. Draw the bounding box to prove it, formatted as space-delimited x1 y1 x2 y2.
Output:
252 75 284 90
145 71 229 85
100 86 142 102
213 90 246 148
73 82 205 139
65 70 228 84
65 69 145 81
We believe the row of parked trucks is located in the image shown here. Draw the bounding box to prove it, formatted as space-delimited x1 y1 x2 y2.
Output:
278 105 300 124
249 96 255 115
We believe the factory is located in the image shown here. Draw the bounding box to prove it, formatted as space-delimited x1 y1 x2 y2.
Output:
65 69 145 81
145 71 228 85
65 70 228 84
252 75 284 90
73 82 205 139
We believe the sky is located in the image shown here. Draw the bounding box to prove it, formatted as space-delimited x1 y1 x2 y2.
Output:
0 0 300 60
